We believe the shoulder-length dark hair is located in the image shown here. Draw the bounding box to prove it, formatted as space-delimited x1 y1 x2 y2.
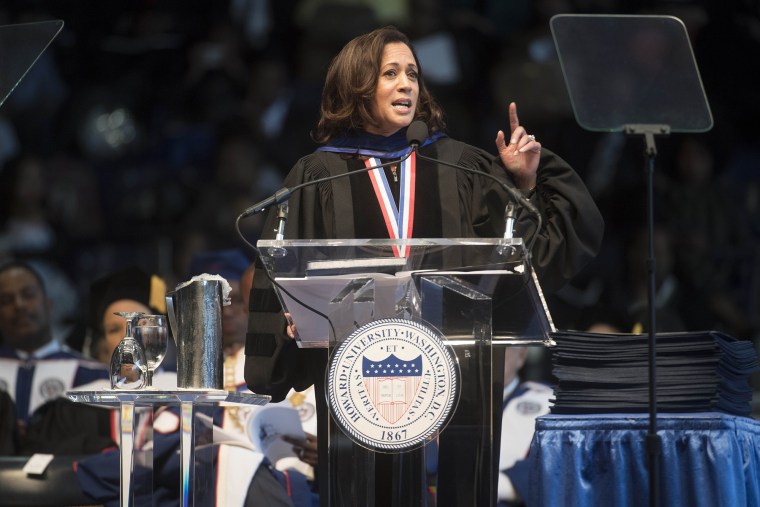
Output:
313 26 446 144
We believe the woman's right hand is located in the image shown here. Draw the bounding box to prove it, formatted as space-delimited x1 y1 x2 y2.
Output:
495 101 541 191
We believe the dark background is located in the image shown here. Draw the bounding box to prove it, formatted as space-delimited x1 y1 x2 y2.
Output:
0 1 758 406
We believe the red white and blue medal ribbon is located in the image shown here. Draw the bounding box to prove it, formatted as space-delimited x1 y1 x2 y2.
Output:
365 151 416 257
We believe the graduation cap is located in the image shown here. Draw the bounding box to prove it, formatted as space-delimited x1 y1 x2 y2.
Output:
187 248 251 282
88 266 167 333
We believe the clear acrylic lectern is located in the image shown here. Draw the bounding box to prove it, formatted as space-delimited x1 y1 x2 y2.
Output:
258 237 554 507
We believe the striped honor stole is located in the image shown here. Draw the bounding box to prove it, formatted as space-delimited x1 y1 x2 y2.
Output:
364 151 417 258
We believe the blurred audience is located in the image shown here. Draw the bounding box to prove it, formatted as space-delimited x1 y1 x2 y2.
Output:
0 154 56 260
663 135 755 339
175 121 279 268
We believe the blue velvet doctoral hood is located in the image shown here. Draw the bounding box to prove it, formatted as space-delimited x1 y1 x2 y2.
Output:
317 126 446 159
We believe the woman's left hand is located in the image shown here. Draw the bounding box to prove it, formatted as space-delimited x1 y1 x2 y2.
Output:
495 101 541 191
285 313 298 340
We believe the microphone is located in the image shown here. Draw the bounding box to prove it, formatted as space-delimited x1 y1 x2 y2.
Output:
239 188 292 219
406 120 428 149
274 203 288 240
405 120 541 219
503 202 516 240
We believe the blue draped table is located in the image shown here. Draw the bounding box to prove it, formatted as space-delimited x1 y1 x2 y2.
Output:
525 412 760 507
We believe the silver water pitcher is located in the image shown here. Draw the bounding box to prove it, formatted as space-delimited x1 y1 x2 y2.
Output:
165 279 224 389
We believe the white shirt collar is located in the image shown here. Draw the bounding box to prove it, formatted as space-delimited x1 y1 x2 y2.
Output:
15 339 62 360
503 377 520 401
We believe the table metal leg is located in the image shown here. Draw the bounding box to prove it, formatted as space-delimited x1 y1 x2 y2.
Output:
134 405 154 502
119 401 135 507
180 401 194 507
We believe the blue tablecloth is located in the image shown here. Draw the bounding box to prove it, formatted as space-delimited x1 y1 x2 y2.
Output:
525 413 760 507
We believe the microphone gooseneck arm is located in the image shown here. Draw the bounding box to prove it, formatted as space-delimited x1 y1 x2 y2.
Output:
233 121 543 346
240 187 292 219
239 119 542 256
413 150 543 253
415 150 539 217
238 151 414 220
407 120 542 253
234 151 415 342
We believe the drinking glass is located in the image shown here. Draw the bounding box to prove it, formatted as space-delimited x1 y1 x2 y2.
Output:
134 314 169 388
110 312 147 389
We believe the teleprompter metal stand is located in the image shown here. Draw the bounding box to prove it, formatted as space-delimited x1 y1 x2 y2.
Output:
550 14 714 507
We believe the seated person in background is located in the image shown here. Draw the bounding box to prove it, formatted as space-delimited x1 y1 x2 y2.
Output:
0 391 17 455
189 248 259 505
0 260 109 445
237 261 319 480
87 265 175 377
498 346 553 507
0 263 114 507
188 248 317 506
3 265 175 491
275 386 319 479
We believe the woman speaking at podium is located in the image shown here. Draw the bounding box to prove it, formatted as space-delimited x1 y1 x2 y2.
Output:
245 25 603 504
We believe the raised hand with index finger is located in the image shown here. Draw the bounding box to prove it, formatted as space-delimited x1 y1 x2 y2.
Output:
494 102 541 191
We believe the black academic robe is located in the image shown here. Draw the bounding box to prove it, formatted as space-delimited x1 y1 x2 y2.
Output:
244 135 603 504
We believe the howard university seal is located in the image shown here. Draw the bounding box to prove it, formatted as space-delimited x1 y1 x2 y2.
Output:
327 318 459 452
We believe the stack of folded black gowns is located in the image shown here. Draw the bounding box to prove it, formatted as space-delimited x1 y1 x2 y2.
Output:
549 330 759 416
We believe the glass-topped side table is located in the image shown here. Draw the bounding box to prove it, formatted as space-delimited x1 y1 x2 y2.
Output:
67 389 270 507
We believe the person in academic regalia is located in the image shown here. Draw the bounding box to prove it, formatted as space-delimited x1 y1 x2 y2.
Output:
245 25 604 505
0 261 109 441
497 347 553 507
